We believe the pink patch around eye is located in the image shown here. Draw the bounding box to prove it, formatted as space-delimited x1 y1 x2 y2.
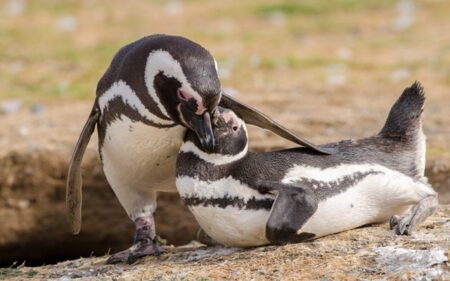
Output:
178 88 205 115
177 89 190 101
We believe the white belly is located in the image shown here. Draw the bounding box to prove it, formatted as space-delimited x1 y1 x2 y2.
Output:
101 116 185 216
176 176 273 247
284 164 435 238
190 206 270 247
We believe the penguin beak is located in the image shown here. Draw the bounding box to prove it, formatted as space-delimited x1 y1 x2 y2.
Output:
179 103 215 152
191 112 215 152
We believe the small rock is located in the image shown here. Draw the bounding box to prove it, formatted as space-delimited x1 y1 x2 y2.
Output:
164 0 183 15
249 55 261 68
3 0 25 16
0 99 22 114
267 11 286 27
30 104 45 115
392 0 416 31
374 246 447 273
55 16 78 32
390 68 411 81
10 60 25 74
6 198 30 209
336 47 353 60
18 125 29 136
326 63 347 86
16 199 30 209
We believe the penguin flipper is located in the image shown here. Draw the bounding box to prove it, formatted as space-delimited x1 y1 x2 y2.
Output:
258 181 318 245
219 93 334 154
66 105 100 235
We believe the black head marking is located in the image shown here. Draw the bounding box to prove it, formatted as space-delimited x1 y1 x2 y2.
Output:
97 34 221 151
150 36 221 120
210 107 248 155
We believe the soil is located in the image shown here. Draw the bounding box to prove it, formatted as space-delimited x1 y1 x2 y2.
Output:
1 206 448 280
0 90 449 267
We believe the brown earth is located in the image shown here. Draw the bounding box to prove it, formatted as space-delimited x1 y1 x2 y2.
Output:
0 89 449 267
1 206 448 280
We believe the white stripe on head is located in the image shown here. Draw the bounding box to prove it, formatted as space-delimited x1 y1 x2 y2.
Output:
98 80 174 126
145 50 203 118
180 141 248 165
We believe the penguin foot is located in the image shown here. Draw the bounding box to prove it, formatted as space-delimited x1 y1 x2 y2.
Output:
390 214 412 235
107 215 161 264
106 239 162 264
390 195 438 235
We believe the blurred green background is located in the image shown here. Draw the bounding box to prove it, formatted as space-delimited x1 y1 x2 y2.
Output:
1 0 449 102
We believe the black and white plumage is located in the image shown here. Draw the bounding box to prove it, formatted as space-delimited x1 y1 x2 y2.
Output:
176 82 438 247
66 34 330 264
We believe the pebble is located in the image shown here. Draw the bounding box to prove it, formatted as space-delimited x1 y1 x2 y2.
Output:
3 0 25 16
267 11 286 27
326 63 347 86
249 55 261 68
336 47 353 60
18 125 29 136
30 104 45 115
374 246 447 273
55 16 78 32
390 68 411 82
392 0 416 31
0 99 22 114
164 0 183 15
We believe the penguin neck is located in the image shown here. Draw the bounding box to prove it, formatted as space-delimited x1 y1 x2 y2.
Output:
181 132 248 166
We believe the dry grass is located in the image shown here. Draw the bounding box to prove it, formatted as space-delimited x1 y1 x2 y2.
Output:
0 0 449 102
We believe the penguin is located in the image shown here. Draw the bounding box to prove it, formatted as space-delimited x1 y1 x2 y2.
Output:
176 82 438 247
66 34 331 264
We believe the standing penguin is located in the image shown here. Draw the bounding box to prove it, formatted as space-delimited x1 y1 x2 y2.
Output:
176 82 438 247
66 34 330 264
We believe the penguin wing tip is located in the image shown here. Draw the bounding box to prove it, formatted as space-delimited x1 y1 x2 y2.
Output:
321 147 338 155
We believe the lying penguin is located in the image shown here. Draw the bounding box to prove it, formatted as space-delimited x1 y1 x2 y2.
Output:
176 82 438 247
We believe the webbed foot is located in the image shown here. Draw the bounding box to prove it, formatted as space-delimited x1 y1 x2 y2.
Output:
390 195 438 235
107 216 162 264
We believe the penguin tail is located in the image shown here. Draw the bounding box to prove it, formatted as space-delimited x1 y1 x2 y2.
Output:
379 81 426 178
379 81 425 141
66 104 100 234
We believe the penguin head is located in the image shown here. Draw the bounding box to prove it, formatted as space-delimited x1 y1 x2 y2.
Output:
148 36 221 152
210 107 248 156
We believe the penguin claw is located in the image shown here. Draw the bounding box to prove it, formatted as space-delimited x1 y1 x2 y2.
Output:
106 240 162 264
390 214 414 235
389 215 399 230
106 216 161 264
106 249 131 264
126 242 162 264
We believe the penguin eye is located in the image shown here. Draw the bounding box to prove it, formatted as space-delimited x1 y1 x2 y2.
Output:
177 89 188 101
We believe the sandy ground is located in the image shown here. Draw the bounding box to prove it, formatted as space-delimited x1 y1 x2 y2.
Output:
1 205 448 280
